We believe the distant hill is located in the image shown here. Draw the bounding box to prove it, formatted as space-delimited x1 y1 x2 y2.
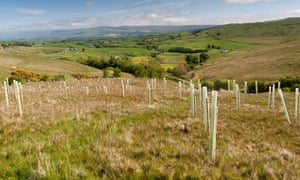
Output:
0 25 214 40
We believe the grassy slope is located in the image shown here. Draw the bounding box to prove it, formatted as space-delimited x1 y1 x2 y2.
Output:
196 18 300 81
0 78 299 178
0 53 102 79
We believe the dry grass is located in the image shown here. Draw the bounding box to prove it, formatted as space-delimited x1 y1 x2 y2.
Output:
0 78 299 178
0 53 102 77
196 40 300 81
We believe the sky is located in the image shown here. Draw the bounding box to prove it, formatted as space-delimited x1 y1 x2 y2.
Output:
0 0 300 32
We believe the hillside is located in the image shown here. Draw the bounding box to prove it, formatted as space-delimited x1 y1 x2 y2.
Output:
0 53 102 80
195 18 300 81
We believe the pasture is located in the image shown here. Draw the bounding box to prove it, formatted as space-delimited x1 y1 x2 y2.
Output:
0 78 299 179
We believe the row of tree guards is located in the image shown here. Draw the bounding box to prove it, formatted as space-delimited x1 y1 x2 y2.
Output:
2 78 298 161
3 79 23 116
187 79 297 160
188 80 219 160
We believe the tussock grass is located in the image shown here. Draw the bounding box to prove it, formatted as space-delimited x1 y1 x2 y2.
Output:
0 79 299 178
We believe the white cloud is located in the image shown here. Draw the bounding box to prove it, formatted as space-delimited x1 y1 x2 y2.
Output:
85 1 94 6
285 9 300 16
224 0 277 3
3 5 300 32
16 8 46 15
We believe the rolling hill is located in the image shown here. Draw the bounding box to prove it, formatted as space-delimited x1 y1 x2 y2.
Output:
195 18 300 81
0 25 214 40
0 53 102 80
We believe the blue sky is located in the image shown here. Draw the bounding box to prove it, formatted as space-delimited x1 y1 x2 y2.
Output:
0 0 300 31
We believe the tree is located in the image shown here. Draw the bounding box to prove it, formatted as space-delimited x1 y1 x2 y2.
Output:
200 53 209 63
185 54 198 65
171 64 188 77
113 67 121 77
103 68 108 78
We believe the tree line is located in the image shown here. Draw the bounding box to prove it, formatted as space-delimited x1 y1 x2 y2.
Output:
82 56 165 78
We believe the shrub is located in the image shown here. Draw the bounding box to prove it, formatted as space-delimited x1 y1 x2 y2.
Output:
214 79 228 90
72 74 97 80
11 69 40 81
82 57 165 78
113 68 121 77
170 64 188 78
168 47 207 53
185 54 198 65
247 80 271 93
8 76 24 85
202 80 215 90
41 74 51 82
103 69 109 78
279 76 300 91
52 75 65 81
282 87 291 92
